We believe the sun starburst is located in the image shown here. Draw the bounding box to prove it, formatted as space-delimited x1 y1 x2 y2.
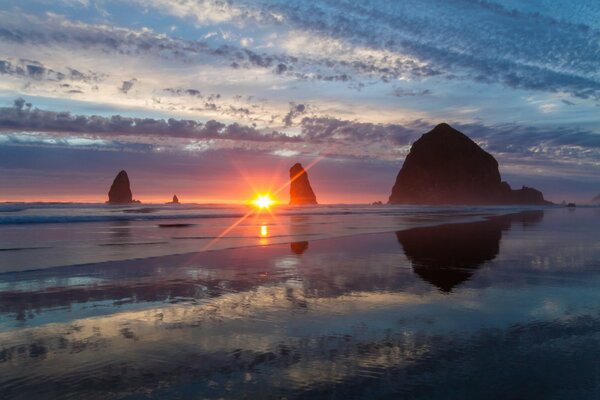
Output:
252 194 275 209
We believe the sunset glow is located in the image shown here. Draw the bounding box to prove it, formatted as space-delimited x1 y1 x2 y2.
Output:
252 194 276 210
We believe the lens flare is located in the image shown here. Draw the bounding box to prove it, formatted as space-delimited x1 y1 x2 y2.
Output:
252 194 275 209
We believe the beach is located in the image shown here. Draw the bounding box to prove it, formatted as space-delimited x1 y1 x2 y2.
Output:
0 203 530 271
2 0 599 398
1 205 599 399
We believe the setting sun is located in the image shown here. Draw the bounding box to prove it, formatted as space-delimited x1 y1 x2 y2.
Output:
252 194 276 209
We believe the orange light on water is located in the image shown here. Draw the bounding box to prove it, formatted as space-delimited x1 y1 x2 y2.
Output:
252 193 275 210
260 224 268 237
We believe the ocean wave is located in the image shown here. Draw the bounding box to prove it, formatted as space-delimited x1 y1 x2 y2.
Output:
0 213 241 225
0 203 544 225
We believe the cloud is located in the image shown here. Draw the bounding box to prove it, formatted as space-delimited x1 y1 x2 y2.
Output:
137 0 282 26
1 99 598 169
1 1 600 102
0 99 417 160
283 103 306 126
0 10 442 89
163 88 203 98
0 98 297 143
0 58 103 83
120 79 137 94
299 117 420 147
227 0 600 99
391 88 432 97
3 5 596 134
0 98 412 160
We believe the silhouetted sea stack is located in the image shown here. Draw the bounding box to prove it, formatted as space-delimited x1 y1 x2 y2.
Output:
591 194 600 204
107 170 133 204
167 195 180 204
289 163 318 205
389 123 550 205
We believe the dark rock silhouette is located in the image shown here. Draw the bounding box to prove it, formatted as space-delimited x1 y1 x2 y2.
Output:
107 170 133 204
290 241 309 255
389 123 550 205
289 163 318 205
167 195 180 204
396 211 544 292
591 194 600 204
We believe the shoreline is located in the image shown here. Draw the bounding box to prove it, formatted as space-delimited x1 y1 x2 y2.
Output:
0 206 551 275
0 209 551 332
0 203 574 226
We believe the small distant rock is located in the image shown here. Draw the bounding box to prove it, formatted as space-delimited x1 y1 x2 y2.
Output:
167 195 180 204
566 203 576 208
372 201 383 205
289 163 318 205
108 170 133 204
591 194 600 204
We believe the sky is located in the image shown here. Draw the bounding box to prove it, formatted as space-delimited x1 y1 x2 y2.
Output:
0 0 599 203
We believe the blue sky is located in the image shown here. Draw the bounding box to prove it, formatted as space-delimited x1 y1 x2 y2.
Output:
0 0 599 202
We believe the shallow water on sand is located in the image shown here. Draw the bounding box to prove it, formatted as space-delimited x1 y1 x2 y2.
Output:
0 203 528 271
0 207 600 399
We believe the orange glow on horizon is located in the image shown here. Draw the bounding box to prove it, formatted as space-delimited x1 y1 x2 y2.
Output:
0 154 405 204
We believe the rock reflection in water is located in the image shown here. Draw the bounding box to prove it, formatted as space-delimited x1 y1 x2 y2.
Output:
290 241 309 255
396 211 544 292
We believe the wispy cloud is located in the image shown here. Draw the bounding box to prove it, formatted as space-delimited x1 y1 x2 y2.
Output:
2 99 598 172
0 98 296 143
254 0 600 99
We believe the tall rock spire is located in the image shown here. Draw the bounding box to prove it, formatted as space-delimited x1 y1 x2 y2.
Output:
289 163 318 205
107 170 133 204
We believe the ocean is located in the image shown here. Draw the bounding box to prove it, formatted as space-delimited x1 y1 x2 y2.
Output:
0 203 535 272
1 204 599 399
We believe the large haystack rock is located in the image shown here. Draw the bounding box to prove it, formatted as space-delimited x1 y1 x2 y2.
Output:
389 123 550 205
